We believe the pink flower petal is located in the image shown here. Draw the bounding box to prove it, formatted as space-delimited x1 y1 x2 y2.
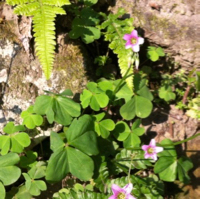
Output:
144 153 151 159
138 37 144 45
125 43 133 49
142 145 149 151
155 146 163 153
123 34 132 41
150 139 156 147
152 154 158 161
123 183 133 194
111 184 122 195
131 30 138 38
132 45 139 52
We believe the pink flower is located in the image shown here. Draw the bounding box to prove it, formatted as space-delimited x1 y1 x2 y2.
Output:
109 183 136 199
123 30 144 52
142 139 163 161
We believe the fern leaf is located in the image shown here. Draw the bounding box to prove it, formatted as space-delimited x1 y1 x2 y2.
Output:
6 0 33 6
100 10 135 89
6 0 70 79
13 2 39 16
43 0 70 6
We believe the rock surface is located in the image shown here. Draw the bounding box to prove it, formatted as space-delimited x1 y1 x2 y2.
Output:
0 3 91 130
110 0 200 70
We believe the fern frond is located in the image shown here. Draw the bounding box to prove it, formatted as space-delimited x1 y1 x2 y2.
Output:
13 2 39 16
6 0 34 6
6 0 70 79
100 9 135 89
43 0 70 6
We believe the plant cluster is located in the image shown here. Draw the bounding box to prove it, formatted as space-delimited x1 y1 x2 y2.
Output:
1 0 200 198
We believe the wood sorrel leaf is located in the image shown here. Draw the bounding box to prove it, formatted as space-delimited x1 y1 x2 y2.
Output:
0 182 5 199
34 94 81 125
80 82 109 111
21 106 43 129
120 95 153 120
46 147 94 182
0 123 31 155
66 115 98 155
0 153 21 185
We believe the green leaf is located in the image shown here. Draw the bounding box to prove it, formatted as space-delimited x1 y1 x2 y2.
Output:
0 153 21 185
11 133 31 153
3 122 25 134
80 83 109 111
21 106 43 129
147 46 165 62
0 182 5 199
93 113 115 138
177 157 193 184
154 157 177 182
23 173 47 196
34 94 81 125
20 151 38 169
28 161 46 179
115 149 152 170
0 131 31 155
158 86 176 101
69 7 100 44
66 115 98 156
50 131 65 152
83 0 98 6
113 121 130 141
46 147 94 182
120 95 153 120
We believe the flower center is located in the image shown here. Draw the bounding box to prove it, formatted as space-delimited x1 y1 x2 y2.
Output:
117 192 126 199
131 37 137 44
147 147 154 154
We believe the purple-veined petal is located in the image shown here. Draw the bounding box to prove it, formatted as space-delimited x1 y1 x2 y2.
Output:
142 145 149 151
108 195 116 199
132 45 140 52
111 184 122 195
130 30 138 38
123 34 132 41
123 183 133 194
150 139 156 146
138 37 144 44
155 146 163 153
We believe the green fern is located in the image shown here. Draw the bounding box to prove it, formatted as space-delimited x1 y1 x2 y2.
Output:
100 8 136 89
6 0 70 79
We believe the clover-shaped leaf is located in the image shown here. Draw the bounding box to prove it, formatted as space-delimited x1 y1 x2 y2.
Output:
93 113 115 138
23 173 47 196
158 86 176 101
154 139 193 183
120 95 153 120
46 115 99 183
69 7 100 44
22 162 47 196
0 122 31 155
0 182 5 199
20 151 38 169
113 120 144 148
80 82 109 111
0 153 21 186
3 122 25 134
34 93 81 126
21 106 43 129
147 46 165 62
